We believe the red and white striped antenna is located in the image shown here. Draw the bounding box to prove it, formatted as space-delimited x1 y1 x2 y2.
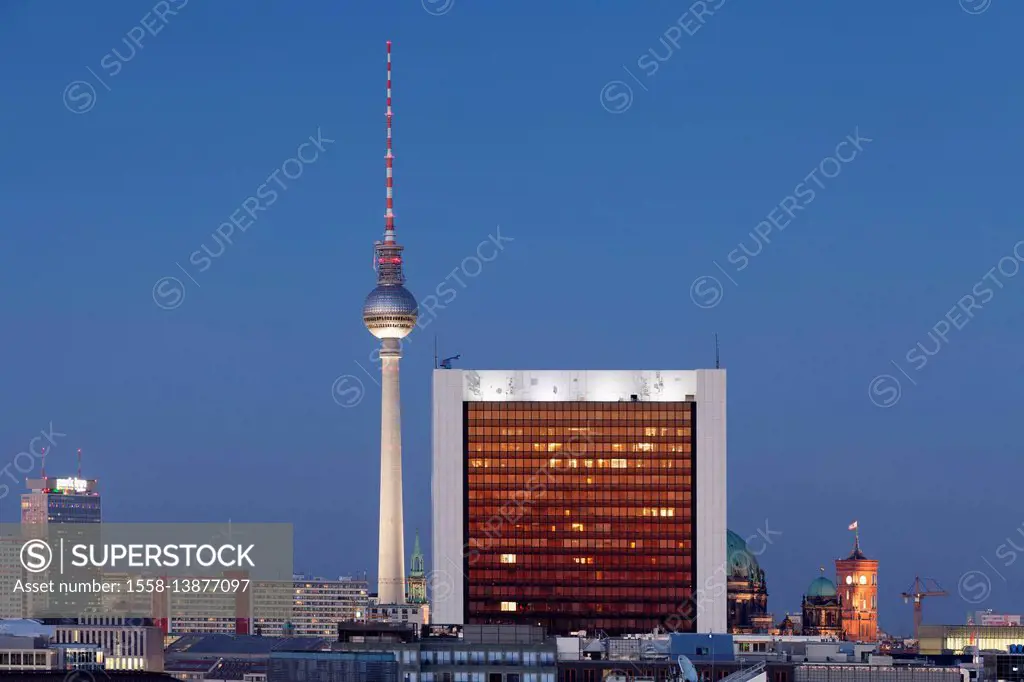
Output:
384 40 395 244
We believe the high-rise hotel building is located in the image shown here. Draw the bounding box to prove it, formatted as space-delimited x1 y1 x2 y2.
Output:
21 476 101 525
432 370 727 635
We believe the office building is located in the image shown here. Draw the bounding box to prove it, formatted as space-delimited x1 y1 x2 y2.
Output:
21 476 101 619
21 476 100 525
159 574 369 637
253 575 370 637
432 369 727 634
0 537 24 618
366 603 426 628
920 624 1024 655
53 622 164 671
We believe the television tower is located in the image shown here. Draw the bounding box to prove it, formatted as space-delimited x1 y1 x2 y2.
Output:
362 40 417 605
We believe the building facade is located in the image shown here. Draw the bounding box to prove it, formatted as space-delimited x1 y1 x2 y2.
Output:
726 530 770 634
432 369 727 634
162 574 369 637
254 575 369 637
834 538 878 642
20 476 101 620
21 477 101 525
268 651 397 682
53 623 164 671
801 575 842 639
334 623 557 682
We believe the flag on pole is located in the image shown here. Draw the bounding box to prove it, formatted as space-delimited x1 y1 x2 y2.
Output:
848 521 858 531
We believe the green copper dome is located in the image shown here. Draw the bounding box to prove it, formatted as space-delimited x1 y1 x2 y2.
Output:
807 576 837 598
727 530 764 582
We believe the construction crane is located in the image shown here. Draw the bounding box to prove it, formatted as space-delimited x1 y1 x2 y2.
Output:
901 576 948 641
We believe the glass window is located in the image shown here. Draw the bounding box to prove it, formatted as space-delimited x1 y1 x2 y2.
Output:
464 401 696 634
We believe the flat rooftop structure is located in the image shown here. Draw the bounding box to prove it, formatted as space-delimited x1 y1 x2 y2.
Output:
165 633 327 656
460 624 548 644
336 621 419 642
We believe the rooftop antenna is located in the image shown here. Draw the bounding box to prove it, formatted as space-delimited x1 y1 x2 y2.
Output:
384 40 395 245
434 335 438 369
372 40 398 270
77 448 82 479
40 448 46 479
714 333 720 369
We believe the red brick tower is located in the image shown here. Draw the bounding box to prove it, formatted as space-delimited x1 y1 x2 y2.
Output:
835 523 879 641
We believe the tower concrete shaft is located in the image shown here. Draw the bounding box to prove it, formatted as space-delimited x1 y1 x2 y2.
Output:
377 337 406 604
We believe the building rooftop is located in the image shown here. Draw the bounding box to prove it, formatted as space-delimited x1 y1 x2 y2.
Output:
807 576 838 598
165 633 327 656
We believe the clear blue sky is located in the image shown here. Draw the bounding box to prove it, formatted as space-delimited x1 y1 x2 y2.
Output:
1 0 1021 636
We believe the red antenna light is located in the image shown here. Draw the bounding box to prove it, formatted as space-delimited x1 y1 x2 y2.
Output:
384 40 395 244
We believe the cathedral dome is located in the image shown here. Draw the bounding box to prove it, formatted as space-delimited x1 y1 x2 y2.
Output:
806 576 837 598
727 530 763 581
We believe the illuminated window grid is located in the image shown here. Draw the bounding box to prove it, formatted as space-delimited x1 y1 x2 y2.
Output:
464 400 696 635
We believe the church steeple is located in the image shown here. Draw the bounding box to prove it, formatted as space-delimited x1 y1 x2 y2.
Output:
411 530 425 576
406 529 427 604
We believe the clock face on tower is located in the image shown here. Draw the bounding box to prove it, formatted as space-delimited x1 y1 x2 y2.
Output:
846 575 853 585
859 575 867 585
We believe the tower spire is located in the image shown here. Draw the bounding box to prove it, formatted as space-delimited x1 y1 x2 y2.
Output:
385 40 395 244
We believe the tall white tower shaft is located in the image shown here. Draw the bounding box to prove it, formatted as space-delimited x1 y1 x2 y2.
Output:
362 41 417 606
377 338 406 604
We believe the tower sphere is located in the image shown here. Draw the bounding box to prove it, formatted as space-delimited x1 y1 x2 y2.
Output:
363 284 418 339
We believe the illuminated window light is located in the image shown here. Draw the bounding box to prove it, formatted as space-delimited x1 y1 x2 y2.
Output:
500 554 517 564
611 459 627 469
571 523 585 532
500 601 517 612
